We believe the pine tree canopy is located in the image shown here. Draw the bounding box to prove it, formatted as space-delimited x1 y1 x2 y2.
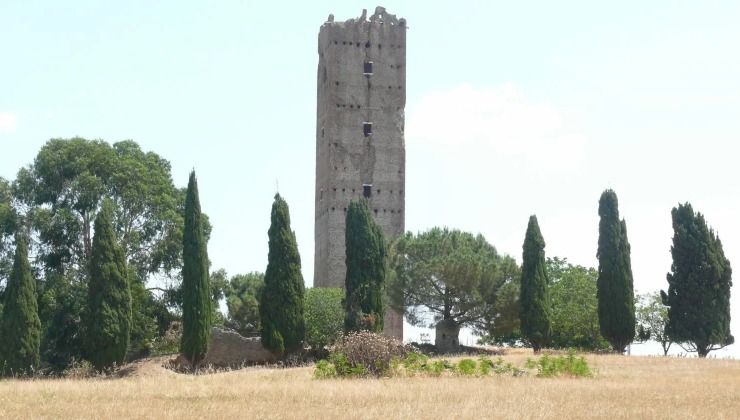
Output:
0 234 41 376
662 203 733 357
260 193 305 354
344 199 386 333
86 200 132 370
519 215 551 352
181 171 212 366
596 189 635 353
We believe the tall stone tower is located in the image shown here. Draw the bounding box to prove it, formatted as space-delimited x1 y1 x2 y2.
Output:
314 7 406 339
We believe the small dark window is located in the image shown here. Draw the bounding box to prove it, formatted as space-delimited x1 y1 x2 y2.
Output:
374 209 378 215
363 122 373 137
363 184 372 198
364 61 373 75
365 41 370 48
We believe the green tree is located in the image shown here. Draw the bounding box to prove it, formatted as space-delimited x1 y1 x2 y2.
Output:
305 287 344 355
661 203 733 357
180 171 211 366
7 138 206 369
597 189 636 353
548 258 609 350
344 200 386 333
476 274 522 346
388 228 517 346
85 201 132 370
519 215 551 353
0 177 17 285
0 234 41 376
259 194 305 354
224 271 264 336
635 292 672 356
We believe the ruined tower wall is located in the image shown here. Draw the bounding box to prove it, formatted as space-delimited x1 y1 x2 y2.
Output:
314 7 406 339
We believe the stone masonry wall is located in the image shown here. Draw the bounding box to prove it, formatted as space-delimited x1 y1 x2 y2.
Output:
314 7 406 339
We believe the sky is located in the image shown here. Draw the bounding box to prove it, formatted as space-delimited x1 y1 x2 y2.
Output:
2 1 740 355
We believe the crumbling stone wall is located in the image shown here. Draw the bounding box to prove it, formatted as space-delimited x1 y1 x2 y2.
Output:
203 327 277 367
314 7 407 340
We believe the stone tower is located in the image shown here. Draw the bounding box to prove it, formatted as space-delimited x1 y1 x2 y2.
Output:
314 7 406 339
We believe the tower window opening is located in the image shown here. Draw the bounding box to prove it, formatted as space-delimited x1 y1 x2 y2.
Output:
363 184 372 198
374 209 378 215
363 122 373 137
365 41 370 48
364 61 373 75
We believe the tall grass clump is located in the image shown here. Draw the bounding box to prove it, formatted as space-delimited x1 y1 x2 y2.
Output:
526 351 593 378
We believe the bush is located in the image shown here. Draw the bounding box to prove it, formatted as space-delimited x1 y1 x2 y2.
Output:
324 331 409 377
305 288 344 355
151 322 182 356
525 351 592 378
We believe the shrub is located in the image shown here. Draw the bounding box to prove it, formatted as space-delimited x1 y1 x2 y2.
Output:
327 331 409 377
151 322 182 356
455 359 477 375
305 288 344 355
525 351 592 378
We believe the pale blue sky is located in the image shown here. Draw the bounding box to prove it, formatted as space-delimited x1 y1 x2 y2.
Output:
2 1 739 353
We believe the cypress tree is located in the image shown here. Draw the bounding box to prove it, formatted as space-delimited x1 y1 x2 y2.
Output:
0 234 41 376
344 199 386 333
519 215 551 353
259 194 305 354
181 171 211 366
661 203 733 357
596 189 635 353
86 200 132 370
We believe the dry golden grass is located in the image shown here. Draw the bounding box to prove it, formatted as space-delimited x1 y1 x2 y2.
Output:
1 349 739 419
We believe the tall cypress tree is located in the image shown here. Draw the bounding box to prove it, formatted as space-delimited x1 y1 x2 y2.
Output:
181 171 211 366
661 203 733 357
344 199 386 333
519 215 551 353
86 200 132 370
0 234 41 376
596 189 635 353
259 194 305 354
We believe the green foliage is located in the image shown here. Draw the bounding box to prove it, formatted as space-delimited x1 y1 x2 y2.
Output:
0 177 17 285
662 203 733 357
389 228 518 346
180 171 211 366
455 358 477 375
596 190 636 353
38 273 86 371
525 351 592 378
519 215 551 352
0 234 42 376
85 201 132 370
223 271 264 336
260 194 305 354
344 200 386 333
151 321 182 356
548 258 610 351
315 350 529 379
635 292 672 355
305 287 344 353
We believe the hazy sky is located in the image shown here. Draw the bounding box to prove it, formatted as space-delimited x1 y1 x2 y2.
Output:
2 1 739 352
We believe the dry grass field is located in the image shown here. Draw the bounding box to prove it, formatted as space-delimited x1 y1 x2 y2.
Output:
1 350 739 419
